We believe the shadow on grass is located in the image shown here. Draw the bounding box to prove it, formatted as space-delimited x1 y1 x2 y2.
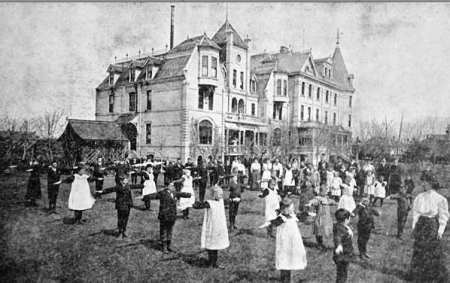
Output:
179 252 210 268
354 258 410 281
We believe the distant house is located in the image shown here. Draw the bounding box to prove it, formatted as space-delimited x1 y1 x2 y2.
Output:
57 119 129 163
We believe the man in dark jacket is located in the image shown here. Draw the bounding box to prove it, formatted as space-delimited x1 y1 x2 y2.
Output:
148 182 191 253
196 161 209 202
101 174 143 238
47 160 62 214
388 158 403 195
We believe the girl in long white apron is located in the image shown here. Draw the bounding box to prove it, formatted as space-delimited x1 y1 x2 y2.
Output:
176 169 195 219
270 198 307 283
259 178 281 237
142 166 157 210
192 184 229 268
60 167 96 225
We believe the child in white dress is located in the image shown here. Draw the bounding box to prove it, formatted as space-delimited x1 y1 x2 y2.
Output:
268 198 307 283
258 178 281 237
372 175 386 207
364 171 375 202
331 172 343 202
175 169 196 219
141 166 157 210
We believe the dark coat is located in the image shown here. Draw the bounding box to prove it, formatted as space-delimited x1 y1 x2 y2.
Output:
102 183 143 211
149 189 191 222
47 167 62 189
353 204 376 231
333 223 355 263
376 164 390 180
26 165 42 200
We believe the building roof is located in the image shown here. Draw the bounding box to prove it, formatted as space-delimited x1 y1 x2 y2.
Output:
332 46 352 88
59 119 128 141
153 55 191 80
211 20 248 49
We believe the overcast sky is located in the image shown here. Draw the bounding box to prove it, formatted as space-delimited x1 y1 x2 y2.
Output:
1 2 449 130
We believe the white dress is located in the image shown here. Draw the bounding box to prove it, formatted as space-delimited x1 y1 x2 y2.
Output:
68 174 96 211
179 176 195 210
374 181 386 198
201 199 229 250
283 169 295 186
331 177 342 196
142 172 157 196
260 170 272 190
265 188 281 222
275 214 307 270
364 175 375 195
338 195 356 213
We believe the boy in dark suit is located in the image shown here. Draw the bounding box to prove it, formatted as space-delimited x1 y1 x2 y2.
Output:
100 174 143 238
352 196 380 259
386 186 414 239
333 208 355 283
47 161 62 214
148 182 191 253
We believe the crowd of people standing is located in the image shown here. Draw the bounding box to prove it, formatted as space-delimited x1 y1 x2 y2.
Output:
19 153 450 283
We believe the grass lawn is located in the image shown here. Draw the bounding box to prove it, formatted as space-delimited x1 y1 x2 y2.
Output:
0 172 449 283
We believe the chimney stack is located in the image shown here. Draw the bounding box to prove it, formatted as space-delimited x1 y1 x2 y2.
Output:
170 5 175 49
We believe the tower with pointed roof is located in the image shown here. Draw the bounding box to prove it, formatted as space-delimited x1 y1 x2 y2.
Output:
93 12 355 165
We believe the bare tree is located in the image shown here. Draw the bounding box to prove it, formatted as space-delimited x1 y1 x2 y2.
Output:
35 109 66 160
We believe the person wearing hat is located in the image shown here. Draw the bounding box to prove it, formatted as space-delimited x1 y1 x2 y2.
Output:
352 195 381 259
267 197 307 283
24 160 43 207
47 160 62 213
57 165 97 225
100 173 144 238
147 181 191 254
408 175 449 282
192 181 229 268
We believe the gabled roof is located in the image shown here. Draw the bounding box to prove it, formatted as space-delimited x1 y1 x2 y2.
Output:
169 35 203 54
153 55 191 80
58 119 128 141
211 20 248 50
198 34 221 50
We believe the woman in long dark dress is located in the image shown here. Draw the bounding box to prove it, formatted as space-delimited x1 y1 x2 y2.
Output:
25 161 42 206
410 176 449 283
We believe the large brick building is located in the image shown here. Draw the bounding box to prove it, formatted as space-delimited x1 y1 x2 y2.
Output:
95 18 355 165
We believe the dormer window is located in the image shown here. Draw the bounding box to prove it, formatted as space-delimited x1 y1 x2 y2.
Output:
325 67 328 77
129 69 135 82
109 72 114 85
146 66 153 80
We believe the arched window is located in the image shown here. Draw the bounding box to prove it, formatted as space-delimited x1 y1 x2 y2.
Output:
273 128 281 146
199 120 213 145
231 98 238 113
238 99 245 114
